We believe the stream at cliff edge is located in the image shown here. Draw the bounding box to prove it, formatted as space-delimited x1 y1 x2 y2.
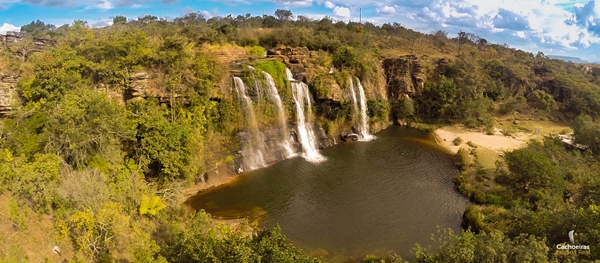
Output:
186 126 469 261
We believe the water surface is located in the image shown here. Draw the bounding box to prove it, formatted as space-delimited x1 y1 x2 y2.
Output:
187 126 469 261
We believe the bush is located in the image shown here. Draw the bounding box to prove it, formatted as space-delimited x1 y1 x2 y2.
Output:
332 45 359 70
485 194 512 208
367 99 390 122
526 90 557 112
453 137 463 146
456 147 471 168
246 46 265 57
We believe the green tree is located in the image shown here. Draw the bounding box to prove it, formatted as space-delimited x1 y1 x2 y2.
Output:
527 90 558 112
417 76 458 120
11 153 62 212
44 89 136 168
274 9 293 21
504 141 560 189
20 19 56 38
332 45 359 70
572 114 600 154
128 98 192 181
113 15 127 25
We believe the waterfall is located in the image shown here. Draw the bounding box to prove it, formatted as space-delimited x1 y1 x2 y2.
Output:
285 68 295 81
291 81 326 162
233 76 267 171
356 79 375 141
263 72 295 157
349 78 375 141
349 77 360 127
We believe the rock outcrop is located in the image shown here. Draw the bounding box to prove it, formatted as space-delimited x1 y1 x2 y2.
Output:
266 46 322 83
0 73 19 116
311 74 344 102
383 55 425 100
3 31 24 44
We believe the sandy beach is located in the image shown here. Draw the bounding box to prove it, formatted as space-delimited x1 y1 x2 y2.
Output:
433 126 527 154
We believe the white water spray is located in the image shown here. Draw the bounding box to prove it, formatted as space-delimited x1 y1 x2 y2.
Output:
349 78 375 141
264 72 295 157
291 81 326 162
285 68 295 81
233 77 267 171
356 79 375 141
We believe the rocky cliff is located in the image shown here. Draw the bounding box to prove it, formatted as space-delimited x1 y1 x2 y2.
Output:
0 73 18 116
383 55 425 100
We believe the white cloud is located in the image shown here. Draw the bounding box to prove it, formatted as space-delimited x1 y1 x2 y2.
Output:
333 6 351 18
0 23 19 34
275 0 313 7
324 1 334 9
91 0 114 10
377 5 396 15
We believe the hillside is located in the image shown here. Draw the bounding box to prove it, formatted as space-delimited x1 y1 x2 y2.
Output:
546 55 591 64
0 12 600 262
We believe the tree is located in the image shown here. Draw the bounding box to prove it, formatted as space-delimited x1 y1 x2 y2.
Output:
20 20 56 38
457 30 468 54
504 142 560 189
44 89 136 168
274 9 293 21
11 153 62 212
128 98 192 181
413 229 551 263
138 15 158 23
332 45 359 70
526 90 557 112
159 211 320 263
113 15 127 25
572 115 600 154
417 76 458 119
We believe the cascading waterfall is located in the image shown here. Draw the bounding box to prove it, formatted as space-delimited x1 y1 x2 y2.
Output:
290 76 326 162
233 76 267 171
348 77 360 129
264 72 295 157
285 68 294 81
356 79 375 141
349 77 375 141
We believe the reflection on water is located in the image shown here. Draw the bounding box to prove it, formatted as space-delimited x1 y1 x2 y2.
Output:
187 126 469 261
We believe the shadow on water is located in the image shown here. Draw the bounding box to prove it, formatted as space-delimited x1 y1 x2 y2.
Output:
186 126 469 262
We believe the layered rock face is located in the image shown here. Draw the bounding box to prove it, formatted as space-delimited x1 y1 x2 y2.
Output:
383 55 425 100
0 74 18 116
267 46 320 83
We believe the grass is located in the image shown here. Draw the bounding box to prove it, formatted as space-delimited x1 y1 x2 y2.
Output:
253 60 287 90
475 147 501 170
495 117 571 141
409 122 439 132
246 46 265 57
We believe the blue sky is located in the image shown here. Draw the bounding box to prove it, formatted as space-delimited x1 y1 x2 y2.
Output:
1 0 600 62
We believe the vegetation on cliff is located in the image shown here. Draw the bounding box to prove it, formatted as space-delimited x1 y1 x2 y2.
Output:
0 9 599 262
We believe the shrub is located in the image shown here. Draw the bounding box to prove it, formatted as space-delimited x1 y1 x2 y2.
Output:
246 46 265 57
453 137 463 146
456 147 471 168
